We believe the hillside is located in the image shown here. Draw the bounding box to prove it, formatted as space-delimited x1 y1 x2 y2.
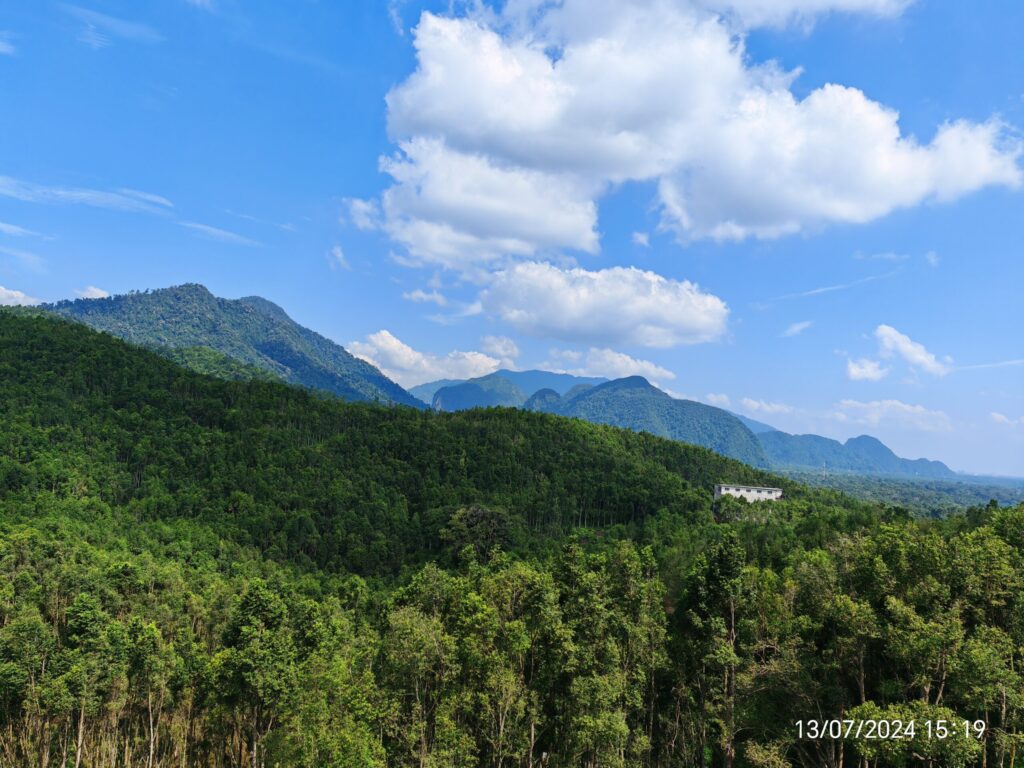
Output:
547 377 768 467
0 311 787 573
759 429 956 479
46 283 423 408
427 370 766 466
2 310 1022 768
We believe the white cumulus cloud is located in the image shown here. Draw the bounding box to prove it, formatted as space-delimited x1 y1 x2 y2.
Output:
480 261 728 348
875 324 950 376
547 347 675 382
847 357 889 381
74 286 109 299
705 392 731 407
480 335 520 363
348 329 502 387
0 285 40 306
360 1 1019 265
403 288 447 306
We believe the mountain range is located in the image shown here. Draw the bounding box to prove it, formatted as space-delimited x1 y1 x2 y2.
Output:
46 284 958 480
47 283 423 408
422 371 958 480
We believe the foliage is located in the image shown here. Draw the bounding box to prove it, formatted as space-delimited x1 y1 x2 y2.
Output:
46 283 422 407
0 311 1022 767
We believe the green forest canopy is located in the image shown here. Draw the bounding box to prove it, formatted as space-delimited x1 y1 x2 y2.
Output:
0 312 1020 768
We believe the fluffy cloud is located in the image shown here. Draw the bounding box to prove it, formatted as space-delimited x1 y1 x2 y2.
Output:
375 138 598 271
741 397 794 414
0 285 40 306
875 324 950 376
348 330 501 386
847 357 889 381
547 347 675 382
74 286 109 299
834 398 952 432
480 262 728 348
782 320 812 337
705 393 731 407
363 1 1019 265
480 335 520 363
403 288 447 306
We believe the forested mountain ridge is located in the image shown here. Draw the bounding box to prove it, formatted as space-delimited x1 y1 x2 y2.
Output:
0 311 788 572
428 371 767 467
46 282 423 407
2 311 1022 768
759 429 956 478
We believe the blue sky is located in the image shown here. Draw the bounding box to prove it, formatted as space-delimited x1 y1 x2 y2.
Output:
1 0 1022 475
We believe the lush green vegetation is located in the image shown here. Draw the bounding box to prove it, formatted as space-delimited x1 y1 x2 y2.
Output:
1 312 1022 767
159 345 280 382
540 377 768 469
782 469 1024 516
47 283 423 408
758 431 955 480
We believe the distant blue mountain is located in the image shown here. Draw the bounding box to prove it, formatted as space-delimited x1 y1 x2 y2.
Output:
758 430 955 479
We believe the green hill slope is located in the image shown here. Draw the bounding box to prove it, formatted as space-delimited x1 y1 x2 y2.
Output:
550 377 768 467
429 372 767 466
759 429 956 478
0 311 787 574
46 283 423 407
5 310 1023 768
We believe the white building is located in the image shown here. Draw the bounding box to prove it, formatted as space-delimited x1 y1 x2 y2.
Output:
714 484 783 502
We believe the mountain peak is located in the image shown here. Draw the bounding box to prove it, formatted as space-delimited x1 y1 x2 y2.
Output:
47 284 423 408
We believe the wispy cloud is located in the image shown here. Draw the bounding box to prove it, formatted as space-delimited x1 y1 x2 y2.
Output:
766 271 899 303
853 250 910 262
705 393 731 407
992 412 1024 427
179 221 261 246
226 210 294 232
62 4 162 49
834 398 952 432
0 221 46 238
0 285 40 306
0 175 173 214
632 231 650 247
957 358 1024 371
328 245 350 271
741 397 793 415
0 245 45 272
403 288 447 306
0 32 15 56
782 320 813 337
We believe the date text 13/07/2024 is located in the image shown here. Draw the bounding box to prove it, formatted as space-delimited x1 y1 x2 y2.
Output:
796 720 987 741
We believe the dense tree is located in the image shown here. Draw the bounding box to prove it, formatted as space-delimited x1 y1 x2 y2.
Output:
0 312 1021 766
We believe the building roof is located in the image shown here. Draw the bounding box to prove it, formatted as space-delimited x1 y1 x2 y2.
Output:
715 484 783 492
